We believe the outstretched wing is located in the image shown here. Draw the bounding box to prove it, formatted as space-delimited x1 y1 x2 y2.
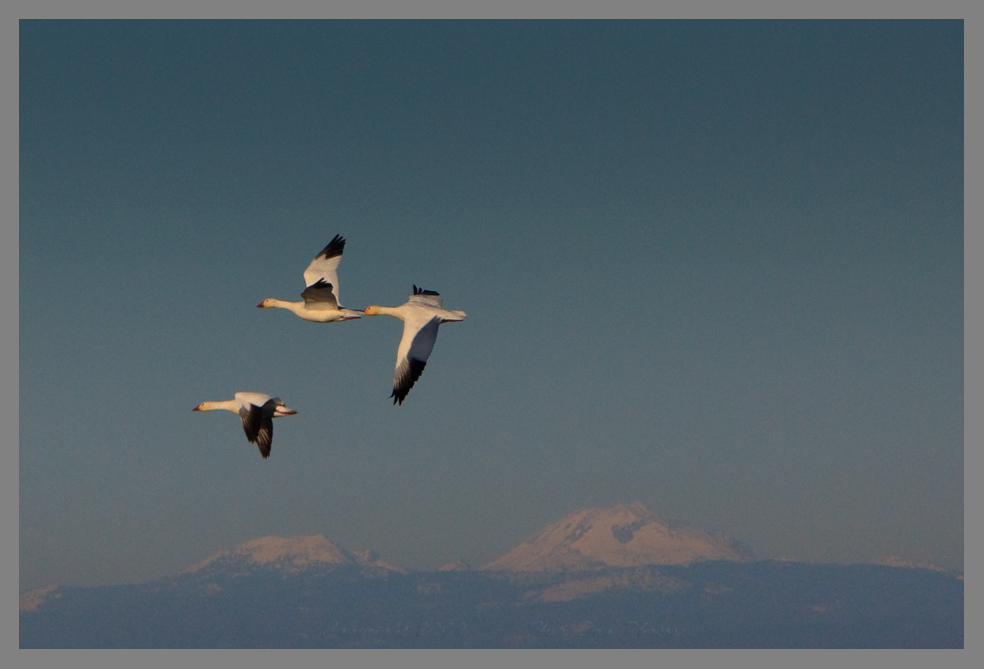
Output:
391 315 441 405
239 401 274 459
302 234 345 304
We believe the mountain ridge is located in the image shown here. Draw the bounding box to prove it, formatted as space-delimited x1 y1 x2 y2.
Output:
21 502 957 613
20 560 963 648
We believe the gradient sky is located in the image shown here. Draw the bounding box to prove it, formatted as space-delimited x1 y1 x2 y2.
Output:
19 20 963 590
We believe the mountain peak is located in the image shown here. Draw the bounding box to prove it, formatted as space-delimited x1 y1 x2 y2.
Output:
482 502 754 571
183 534 403 574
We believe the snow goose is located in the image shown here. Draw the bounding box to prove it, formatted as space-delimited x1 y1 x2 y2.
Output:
363 285 466 405
257 234 363 322
192 392 297 459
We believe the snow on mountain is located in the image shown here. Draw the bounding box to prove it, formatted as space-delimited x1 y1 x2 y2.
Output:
348 548 407 573
873 555 954 574
19 584 60 612
481 502 754 571
182 534 405 575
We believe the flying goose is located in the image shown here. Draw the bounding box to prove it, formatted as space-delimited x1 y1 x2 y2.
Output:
363 285 466 405
192 392 297 459
257 234 363 322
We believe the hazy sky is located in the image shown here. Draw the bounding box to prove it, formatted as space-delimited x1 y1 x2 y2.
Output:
19 20 963 590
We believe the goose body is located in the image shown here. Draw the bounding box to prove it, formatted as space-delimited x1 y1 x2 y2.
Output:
193 392 296 459
257 234 363 322
363 285 466 405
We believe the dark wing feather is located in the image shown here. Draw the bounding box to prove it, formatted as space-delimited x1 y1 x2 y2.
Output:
240 402 274 459
316 235 345 262
300 279 339 308
392 358 427 405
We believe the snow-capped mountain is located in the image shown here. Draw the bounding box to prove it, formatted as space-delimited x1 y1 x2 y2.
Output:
482 502 754 571
20 514 963 648
183 534 406 575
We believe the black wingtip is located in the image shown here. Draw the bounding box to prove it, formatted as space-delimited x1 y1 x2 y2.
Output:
390 383 412 405
391 358 427 405
317 234 346 260
412 284 440 296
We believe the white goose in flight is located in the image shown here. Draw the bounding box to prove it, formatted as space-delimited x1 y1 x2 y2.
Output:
257 234 363 322
192 392 297 459
363 285 466 405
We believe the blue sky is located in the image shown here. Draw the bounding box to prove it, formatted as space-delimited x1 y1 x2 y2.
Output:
19 20 963 590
